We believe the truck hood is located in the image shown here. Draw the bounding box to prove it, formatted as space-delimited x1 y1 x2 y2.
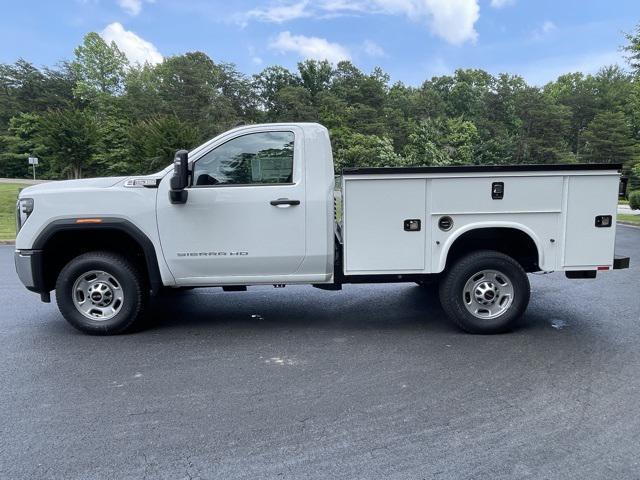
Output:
19 176 127 196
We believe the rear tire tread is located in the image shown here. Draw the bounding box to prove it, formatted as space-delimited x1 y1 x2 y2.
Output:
439 250 530 334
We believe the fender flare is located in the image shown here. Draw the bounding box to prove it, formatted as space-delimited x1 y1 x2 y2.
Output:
437 221 545 273
33 217 163 294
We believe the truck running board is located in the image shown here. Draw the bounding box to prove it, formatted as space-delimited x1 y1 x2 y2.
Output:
222 286 247 292
312 283 342 291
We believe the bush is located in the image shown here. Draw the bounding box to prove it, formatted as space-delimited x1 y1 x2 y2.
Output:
629 191 640 210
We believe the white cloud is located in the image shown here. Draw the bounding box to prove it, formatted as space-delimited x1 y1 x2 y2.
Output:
541 20 556 34
246 1 310 23
490 0 515 8
419 0 479 45
240 0 480 45
117 0 154 16
363 40 385 57
269 31 351 63
100 22 163 65
532 20 557 40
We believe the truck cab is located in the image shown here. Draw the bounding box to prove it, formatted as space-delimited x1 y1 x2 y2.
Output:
157 123 335 286
14 123 629 335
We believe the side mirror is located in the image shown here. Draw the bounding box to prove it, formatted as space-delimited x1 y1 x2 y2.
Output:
169 150 189 204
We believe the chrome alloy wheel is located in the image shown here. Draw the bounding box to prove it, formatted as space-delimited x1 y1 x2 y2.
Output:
72 270 124 320
462 269 514 320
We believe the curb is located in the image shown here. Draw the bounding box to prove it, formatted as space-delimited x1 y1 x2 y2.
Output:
618 222 640 229
0 240 15 246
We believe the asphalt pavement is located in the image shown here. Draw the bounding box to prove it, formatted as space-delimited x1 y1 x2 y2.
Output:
1 226 639 480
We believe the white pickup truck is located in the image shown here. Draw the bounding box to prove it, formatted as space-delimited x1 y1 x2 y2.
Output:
14 123 630 335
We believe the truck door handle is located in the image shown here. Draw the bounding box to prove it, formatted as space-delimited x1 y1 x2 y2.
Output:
270 198 300 207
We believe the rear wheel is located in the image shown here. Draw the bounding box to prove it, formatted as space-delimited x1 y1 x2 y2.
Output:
55 251 148 335
439 250 530 334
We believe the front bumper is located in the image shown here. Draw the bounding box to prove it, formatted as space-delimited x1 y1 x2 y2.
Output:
14 250 50 302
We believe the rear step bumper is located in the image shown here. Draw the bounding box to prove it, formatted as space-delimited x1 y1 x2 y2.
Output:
613 255 630 270
566 254 629 279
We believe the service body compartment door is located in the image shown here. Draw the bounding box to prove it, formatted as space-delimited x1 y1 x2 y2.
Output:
563 175 619 268
343 178 426 274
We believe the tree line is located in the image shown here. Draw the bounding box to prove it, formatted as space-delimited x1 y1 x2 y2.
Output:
1 25 640 191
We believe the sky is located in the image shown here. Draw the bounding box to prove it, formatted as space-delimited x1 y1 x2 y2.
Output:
0 0 638 86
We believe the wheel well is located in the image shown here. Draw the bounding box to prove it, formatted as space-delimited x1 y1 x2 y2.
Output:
39 228 152 292
446 228 540 272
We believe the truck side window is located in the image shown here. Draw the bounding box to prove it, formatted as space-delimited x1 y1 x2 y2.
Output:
193 131 294 186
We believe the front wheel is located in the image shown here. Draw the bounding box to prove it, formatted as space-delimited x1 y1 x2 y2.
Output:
55 251 148 335
439 250 530 334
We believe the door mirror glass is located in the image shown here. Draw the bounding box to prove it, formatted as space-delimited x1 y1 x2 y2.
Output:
169 149 189 204
170 150 189 191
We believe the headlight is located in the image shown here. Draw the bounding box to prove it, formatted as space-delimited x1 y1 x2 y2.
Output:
16 198 34 233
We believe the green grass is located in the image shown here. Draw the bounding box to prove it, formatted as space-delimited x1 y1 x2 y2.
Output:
0 183 22 241
619 199 629 205
618 214 640 225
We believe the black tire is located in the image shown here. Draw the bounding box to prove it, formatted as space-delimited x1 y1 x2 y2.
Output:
439 250 530 334
55 251 148 335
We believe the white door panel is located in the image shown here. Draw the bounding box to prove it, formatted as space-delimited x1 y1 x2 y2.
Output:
343 178 426 273
156 129 306 283
157 185 305 280
563 175 618 267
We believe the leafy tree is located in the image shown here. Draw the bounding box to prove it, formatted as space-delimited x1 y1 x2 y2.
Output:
129 115 200 173
0 23 640 180
153 52 249 138
38 109 98 179
0 60 75 131
623 24 640 74
544 73 597 158
253 65 300 118
0 113 42 178
71 33 128 105
298 60 333 101
272 86 317 121
384 82 420 150
93 115 133 175
514 87 573 163
332 130 401 171
592 66 634 113
404 118 479 166
123 63 163 120
582 111 637 165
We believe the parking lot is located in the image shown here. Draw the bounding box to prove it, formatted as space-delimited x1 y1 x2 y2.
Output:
1 225 639 480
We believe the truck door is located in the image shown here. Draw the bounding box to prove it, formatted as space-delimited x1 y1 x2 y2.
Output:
156 129 306 283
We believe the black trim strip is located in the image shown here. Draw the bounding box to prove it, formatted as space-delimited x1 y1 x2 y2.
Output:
613 255 630 270
343 163 623 175
32 218 163 295
566 270 597 279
